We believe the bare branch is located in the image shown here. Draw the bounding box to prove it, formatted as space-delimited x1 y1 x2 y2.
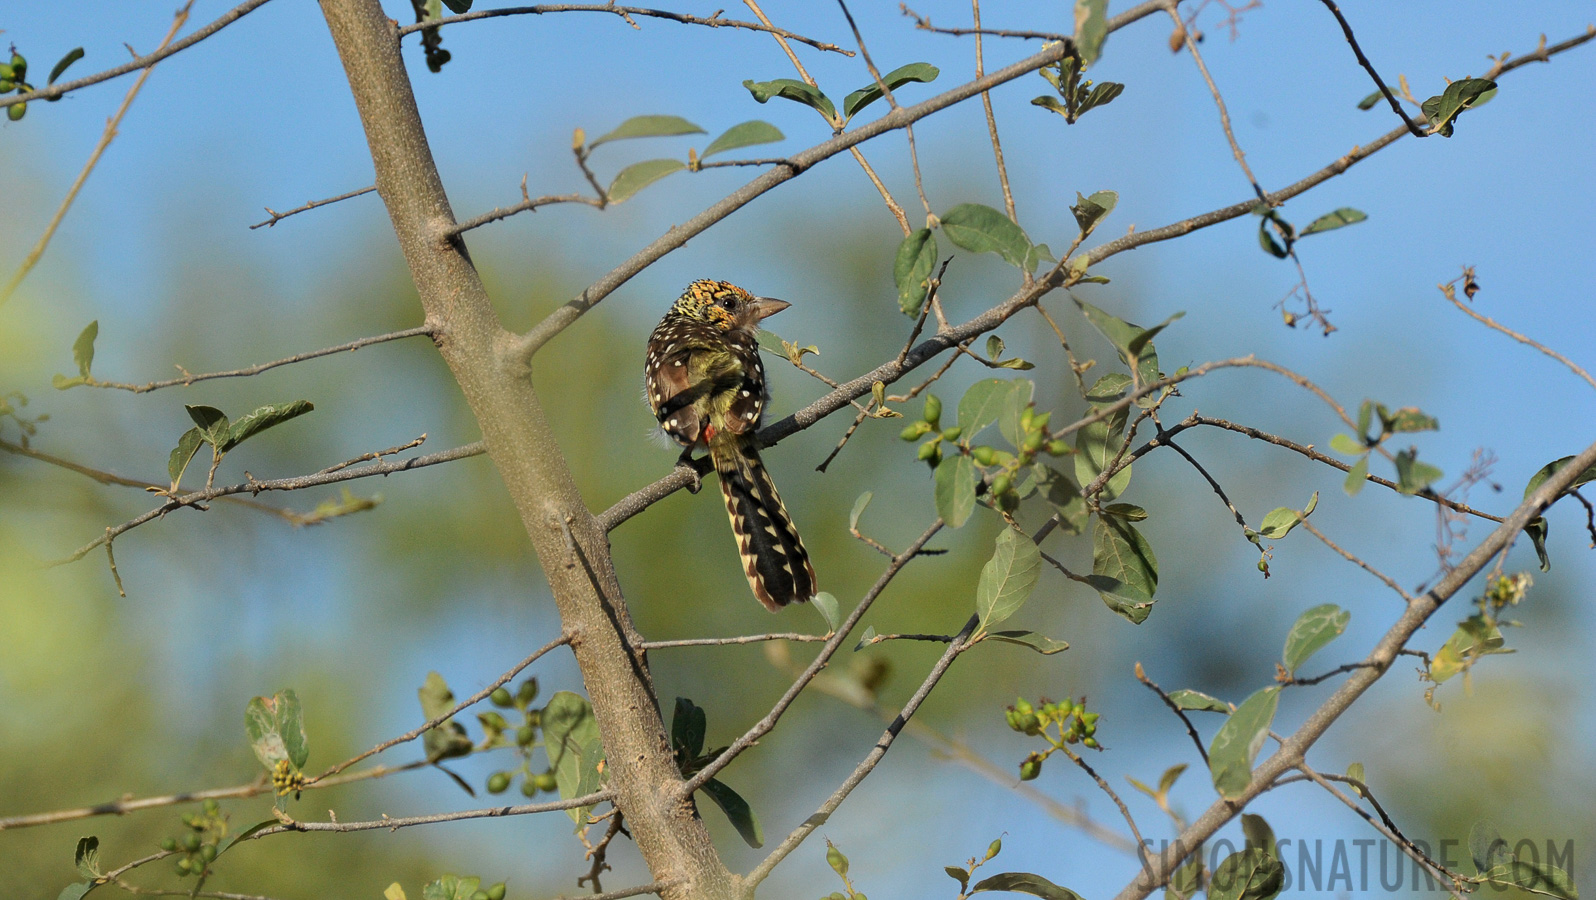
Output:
639 633 828 649
1 4 194 305
1295 518 1414 603
1440 269 1596 393
745 615 979 889
972 0 1018 224
447 192 603 237
398 4 852 55
76 325 435 393
1167 5 1266 203
1111 437 1596 900
678 519 945 798
901 6 1066 42
1 0 277 109
54 441 486 565
1135 662 1210 766
249 790 613 837
310 634 571 783
1312 0 1427 138
250 185 376 229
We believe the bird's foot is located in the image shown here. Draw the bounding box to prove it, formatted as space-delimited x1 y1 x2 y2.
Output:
676 449 703 494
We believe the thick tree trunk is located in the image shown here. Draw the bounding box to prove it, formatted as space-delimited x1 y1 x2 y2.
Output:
315 2 737 896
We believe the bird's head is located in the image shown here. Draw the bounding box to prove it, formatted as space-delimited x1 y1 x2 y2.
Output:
671 280 790 333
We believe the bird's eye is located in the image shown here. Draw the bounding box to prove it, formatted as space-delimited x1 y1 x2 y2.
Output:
718 298 736 311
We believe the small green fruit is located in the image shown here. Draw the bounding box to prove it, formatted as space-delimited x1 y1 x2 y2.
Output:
516 678 539 705
922 394 942 425
534 772 558 792
181 832 201 852
899 420 931 441
941 426 962 441
516 724 536 746
471 891 490 900
490 687 514 707
972 446 996 466
160 838 178 851
7 102 25 121
487 772 512 794
486 883 507 900
916 441 939 462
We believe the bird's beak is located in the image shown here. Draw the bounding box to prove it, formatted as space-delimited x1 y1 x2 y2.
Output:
748 297 791 322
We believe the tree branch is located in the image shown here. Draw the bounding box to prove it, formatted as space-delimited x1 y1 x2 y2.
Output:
250 185 376 229
397 4 852 55
0 0 278 108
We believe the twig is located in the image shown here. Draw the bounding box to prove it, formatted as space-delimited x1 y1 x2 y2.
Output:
1279 660 1379 687
1167 4 1266 203
250 185 376 229
1161 436 1252 540
310 634 571 783
744 615 978 889
901 6 1066 42
549 882 673 900
678 519 945 798
0 0 276 108
972 0 1018 224
1056 742 1150 869
446 192 603 236
1 4 194 305
796 654 1138 853
250 790 612 837
76 325 435 393
814 406 871 474
1312 0 1427 138
1296 518 1414 603
54 441 486 564
1134 663 1209 765
397 5 851 55
317 435 427 474
639 633 828 649
110 884 282 900
1110 438 1596 900
1440 270 1596 393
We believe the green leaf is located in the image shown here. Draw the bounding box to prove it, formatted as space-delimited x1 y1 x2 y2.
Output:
1429 614 1508 683
971 871 1084 899
608 159 687 204
1073 299 1177 391
1329 433 1365 455
244 689 309 771
185 405 230 447
702 777 764 848
701 120 784 158
947 866 972 893
1381 406 1439 433
958 378 1016 438
74 835 101 879
893 228 938 316
941 203 1032 269
671 697 707 759
1469 820 1514 873
1078 81 1125 115
589 114 705 149
218 819 276 856
1103 503 1148 521
418 673 472 763
1255 491 1318 540
934 454 977 528
742 78 836 120
975 528 1042 632
855 625 878 651
1093 517 1157 598
988 630 1069 654
1166 852 1204 900
1208 687 1279 800
1526 516 1550 572
1483 861 1578 900
223 400 313 451
1343 456 1369 496
1356 90 1383 110
1258 219 1289 258
842 62 940 119
1300 208 1367 236
1394 449 1443 494
1159 763 1189 795
57 885 94 900
439 0 472 13
49 48 84 86
51 374 88 390
1241 813 1278 858
1167 689 1229 713
1031 95 1069 117
849 492 873 532
542 691 605 826
72 320 98 377
167 427 204 490
1281 603 1350 674
998 379 1035 448
1082 574 1155 624
422 874 480 900
1072 0 1108 67
1075 374 1132 499
1345 761 1366 794
1038 468 1089 535
1208 848 1285 900
812 591 840 632
1421 77 1496 137
1524 455 1596 500
1070 190 1118 237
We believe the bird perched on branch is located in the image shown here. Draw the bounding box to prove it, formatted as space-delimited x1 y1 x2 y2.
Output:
644 280 817 611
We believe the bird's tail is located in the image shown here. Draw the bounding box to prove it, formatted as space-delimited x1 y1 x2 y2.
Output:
710 437 816 611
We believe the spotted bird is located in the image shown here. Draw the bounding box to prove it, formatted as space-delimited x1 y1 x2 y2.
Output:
644 280 817 611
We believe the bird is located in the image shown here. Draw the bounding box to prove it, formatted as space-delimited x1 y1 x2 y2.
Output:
644 279 817 611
